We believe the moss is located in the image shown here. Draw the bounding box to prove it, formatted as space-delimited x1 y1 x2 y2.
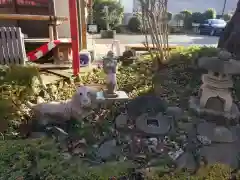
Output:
0 138 133 179
152 164 233 180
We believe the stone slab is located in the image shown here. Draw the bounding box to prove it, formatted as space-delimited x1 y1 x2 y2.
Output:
96 91 129 102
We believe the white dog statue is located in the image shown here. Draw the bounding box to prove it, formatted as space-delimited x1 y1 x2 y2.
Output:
27 85 97 125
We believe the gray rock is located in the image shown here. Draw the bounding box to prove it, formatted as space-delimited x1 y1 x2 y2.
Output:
30 132 47 139
178 122 194 132
46 126 68 141
115 113 128 129
197 135 212 145
197 122 236 143
166 106 183 119
62 152 72 160
169 148 184 160
213 126 236 143
200 144 239 169
218 50 232 60
175 152 197 171
97 139 117 160
230 126 240 147
135 113 171 135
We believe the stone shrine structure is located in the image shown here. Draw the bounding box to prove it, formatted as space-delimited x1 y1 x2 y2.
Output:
189 50 240 119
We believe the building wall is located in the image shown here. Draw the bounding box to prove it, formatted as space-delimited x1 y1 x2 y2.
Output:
122 0 237 15
54 0 71 38
121 0 133 13
54 0 89 38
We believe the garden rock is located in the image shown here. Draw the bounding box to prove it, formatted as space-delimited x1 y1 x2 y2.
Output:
135 113 171 135
200 143 239 168
126 95 167 118
115 113 128 129
30 132 47 139
178 122 194 132
175 152 197 171
230 126 240 146
46 126 68 141
197 122 236 143
62 152 72 160
166 106 183 119
97 139 117 160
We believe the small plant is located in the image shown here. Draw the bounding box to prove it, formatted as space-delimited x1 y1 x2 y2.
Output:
223 13 232 21
180 10 193 30
192 12 205 23
203 8 217 20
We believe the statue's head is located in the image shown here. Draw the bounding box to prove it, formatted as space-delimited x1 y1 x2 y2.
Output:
107 50 114 58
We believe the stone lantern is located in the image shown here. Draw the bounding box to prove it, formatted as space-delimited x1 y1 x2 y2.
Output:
189 50 240 119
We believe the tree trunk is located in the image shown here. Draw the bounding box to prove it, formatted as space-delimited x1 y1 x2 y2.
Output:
218 0 240 58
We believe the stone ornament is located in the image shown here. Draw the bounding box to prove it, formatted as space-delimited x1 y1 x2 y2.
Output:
135 112 171 135
103 50 118 98
190 49 240 119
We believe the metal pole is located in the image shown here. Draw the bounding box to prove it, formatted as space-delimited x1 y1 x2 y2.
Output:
69 0 80 75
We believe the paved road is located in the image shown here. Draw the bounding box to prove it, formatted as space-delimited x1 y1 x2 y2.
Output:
89 34 219 59
92 34 219 46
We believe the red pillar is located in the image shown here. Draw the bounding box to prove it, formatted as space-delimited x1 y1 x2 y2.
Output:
69 0 80 75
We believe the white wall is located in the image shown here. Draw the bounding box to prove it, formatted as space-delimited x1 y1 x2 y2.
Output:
54 0 71 38
121 0 134 13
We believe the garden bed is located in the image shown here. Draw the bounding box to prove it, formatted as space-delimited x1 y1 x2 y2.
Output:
0 46 240 179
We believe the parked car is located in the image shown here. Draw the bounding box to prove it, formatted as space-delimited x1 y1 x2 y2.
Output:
199 19 226 36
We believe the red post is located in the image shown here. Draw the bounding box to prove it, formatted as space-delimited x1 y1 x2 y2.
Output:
69 0 80 75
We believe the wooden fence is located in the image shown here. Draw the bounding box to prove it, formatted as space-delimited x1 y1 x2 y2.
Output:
0 27 27 65
0 0 54 38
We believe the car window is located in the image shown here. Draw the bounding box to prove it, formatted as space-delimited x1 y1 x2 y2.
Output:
210 19 226 24
203 20 209 24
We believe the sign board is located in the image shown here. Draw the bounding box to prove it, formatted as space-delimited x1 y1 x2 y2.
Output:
87 24 98 33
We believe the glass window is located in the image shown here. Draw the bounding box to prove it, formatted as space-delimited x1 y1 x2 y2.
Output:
210 19 226 24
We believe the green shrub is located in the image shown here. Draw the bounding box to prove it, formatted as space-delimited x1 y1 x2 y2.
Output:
203 8 217 20
113 25 127 33
180 10 193 30
0 138 132 179
152 164 232 180
93 0 124 30
223 13 232 21
128 16 142 33
0 65 42 135
192 12 205 23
